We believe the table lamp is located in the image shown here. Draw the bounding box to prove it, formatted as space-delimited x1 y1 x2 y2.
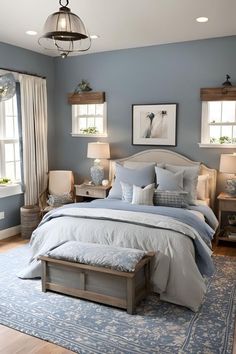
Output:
87 142 110 185
219 153 236 196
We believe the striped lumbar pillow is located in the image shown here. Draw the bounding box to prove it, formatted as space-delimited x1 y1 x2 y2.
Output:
132 183 155 205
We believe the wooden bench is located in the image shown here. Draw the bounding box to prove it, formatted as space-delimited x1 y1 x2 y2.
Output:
39 251 154 314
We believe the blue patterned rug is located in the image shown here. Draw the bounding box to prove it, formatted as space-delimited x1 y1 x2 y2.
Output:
0 245 235 354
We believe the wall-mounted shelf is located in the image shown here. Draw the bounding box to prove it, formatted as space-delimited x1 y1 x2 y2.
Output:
68 92 105 105
200 87 236 101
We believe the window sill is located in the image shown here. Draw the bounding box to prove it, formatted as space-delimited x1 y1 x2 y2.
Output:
0 184 23 198
198 143 236 148
71 133 108 138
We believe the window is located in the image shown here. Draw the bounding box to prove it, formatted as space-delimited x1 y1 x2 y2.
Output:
0 94 21 182
200 87 236 148
72 103 107 137
68 91 107 138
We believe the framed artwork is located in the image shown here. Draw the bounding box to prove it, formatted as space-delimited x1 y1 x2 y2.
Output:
132 103 177 146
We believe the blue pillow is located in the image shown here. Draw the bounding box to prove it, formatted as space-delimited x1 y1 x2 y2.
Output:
165 164 200 205
108 163 155 199
155 166 184 191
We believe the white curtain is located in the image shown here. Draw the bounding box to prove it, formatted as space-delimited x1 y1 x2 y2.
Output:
19 75 48 205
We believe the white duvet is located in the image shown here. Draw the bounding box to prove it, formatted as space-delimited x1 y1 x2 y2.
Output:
18 208 213 311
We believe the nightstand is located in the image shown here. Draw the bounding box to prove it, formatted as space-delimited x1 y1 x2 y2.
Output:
216 192 236 245
75 183 112 201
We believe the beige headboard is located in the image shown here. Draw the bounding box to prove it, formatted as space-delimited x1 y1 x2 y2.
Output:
109 149 217 209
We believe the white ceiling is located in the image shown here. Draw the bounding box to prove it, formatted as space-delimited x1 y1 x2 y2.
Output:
0 0 236 57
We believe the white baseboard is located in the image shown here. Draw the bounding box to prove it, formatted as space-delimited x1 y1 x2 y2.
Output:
0 225 21 240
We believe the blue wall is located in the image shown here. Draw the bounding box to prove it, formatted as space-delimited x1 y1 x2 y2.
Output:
1 35 236 229
0 42 55 230
54 36 236 183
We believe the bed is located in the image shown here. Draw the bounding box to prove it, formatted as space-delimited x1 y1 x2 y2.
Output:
18 149 218 312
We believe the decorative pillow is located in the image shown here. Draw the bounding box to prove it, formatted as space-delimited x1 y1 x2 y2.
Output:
108 163 155 199
165 164 200 205
153 190 189 208
155 166 184 191
46 241 146 272
132 183 155 205
120 181 133 202
47 193 73 207
197 174 209 201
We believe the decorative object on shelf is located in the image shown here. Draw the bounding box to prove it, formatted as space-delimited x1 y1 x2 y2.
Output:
74 80 92 94
228 215 236 226
102 179 109 186
132 103 177 146
87 142 110 185
0 73 16 102
222 74 232 87
0 177 11 185
80 127 98 134
219 153 236 196
38 0 91 58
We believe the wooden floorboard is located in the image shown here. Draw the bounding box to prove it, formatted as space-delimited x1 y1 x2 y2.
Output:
0 234 235 353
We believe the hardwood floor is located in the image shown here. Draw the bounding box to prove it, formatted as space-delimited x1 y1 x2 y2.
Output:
0 235 75 354
0 235 235 354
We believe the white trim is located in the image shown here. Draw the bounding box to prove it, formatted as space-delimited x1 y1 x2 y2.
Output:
198 143 236 148
71 133 108 138
0 225 21 240
0 183 22 198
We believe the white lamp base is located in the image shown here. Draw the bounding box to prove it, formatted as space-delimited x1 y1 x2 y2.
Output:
90 164 104 185
226 178 236 196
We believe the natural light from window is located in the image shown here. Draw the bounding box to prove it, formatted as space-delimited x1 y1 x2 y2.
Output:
72 103 107 137
201 101 236 147
0 95 21 182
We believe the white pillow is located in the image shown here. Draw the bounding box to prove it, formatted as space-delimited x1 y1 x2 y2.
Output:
132 184 155 205
197 174 209 200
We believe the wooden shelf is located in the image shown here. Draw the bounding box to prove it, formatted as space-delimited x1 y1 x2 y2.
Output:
68 91 105 105
201 87 236 101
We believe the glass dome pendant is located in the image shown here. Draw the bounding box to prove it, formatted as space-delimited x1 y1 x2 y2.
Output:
38 0 91 58
0 74 16 102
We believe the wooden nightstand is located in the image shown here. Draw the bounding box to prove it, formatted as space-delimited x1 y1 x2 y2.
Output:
75 183 111 201
216 192 236 245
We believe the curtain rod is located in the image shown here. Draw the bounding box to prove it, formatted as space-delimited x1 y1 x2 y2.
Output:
0 67 46 79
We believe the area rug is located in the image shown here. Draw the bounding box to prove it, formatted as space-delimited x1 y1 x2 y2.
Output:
0 245 235 354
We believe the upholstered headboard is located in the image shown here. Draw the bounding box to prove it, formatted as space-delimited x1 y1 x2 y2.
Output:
109 149 217 209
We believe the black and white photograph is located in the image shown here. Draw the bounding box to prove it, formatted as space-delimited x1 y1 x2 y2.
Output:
132 103 177 146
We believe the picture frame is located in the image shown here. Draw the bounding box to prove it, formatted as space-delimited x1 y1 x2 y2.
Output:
132 103 177 146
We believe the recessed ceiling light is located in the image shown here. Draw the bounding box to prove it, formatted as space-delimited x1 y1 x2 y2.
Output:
26 30 38 36
90 35 99 39
196 17 209 23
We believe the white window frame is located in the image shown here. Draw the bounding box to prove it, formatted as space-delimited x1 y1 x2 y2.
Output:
0 95 22 198
199 101 236 148
71 102 107 137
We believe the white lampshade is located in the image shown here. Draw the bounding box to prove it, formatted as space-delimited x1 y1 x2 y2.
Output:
219 154 236 174
87 142 110 159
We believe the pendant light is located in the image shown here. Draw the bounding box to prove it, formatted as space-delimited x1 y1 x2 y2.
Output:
0 74 16 102
38 0 91 58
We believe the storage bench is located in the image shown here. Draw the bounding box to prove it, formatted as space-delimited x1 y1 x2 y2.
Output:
38 241 154 314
